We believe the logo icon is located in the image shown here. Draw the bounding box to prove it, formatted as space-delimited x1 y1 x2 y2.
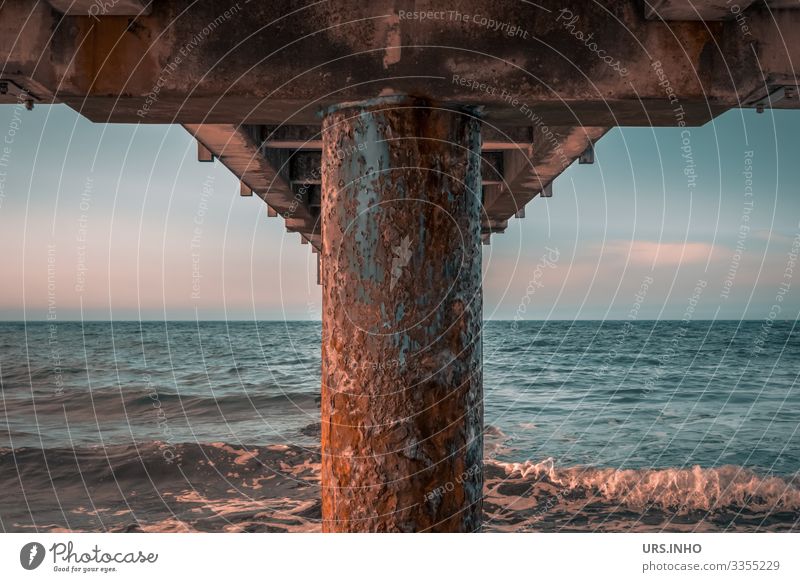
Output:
20 542 46 570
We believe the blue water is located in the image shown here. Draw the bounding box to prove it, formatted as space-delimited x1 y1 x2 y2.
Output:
1 320 797 475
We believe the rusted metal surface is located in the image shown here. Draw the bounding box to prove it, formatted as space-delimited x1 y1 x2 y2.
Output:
320 97 483 532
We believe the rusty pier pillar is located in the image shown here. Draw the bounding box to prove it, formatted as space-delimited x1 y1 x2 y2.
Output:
320 97 484 532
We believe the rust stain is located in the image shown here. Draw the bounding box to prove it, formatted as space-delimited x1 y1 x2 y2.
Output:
320 97 484 532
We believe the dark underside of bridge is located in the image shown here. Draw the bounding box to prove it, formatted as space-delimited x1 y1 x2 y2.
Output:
2 0 799 531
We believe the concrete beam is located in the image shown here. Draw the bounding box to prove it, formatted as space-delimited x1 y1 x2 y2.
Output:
485 126 610 221
182 124 319 244
481 218 509 235
185 120 598 244
196 140 214 162
3 1 799 125
262 124 533 152
284 148 505 236
644 0 758 21
46 1 152 16
286 150 504 186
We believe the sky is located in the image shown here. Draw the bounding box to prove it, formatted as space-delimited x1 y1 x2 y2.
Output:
0 103 798 321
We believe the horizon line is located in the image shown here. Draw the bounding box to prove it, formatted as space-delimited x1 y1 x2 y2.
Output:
1 319 796 323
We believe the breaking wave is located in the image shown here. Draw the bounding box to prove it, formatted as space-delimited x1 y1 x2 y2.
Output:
1 441 797 532
490 458 800 513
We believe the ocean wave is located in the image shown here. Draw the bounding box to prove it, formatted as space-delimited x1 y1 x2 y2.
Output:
489 458 800 513
0 389 320 417
1 441 797 532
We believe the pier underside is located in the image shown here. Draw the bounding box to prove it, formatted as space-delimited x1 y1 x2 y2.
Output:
4 1 800 249
3 0 800 532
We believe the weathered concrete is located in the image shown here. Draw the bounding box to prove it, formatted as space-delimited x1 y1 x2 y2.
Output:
320 98 483 532
645 0 759 21
183 124 321 246
486 126 610 222
184 119 592 246
3 1 800 125
46 0 152 16
5 0 800 246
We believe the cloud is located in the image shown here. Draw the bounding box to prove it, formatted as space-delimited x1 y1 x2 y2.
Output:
596 240 719 266
750 229 797 245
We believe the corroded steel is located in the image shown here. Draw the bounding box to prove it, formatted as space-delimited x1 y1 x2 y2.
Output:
320 97 483 532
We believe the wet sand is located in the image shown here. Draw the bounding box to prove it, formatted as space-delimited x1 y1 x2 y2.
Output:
1 441 797 533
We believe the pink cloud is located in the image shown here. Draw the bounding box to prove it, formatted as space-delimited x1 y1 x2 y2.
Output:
597 240 719 266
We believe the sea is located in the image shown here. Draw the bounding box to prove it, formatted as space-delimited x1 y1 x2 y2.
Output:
0 320 798 532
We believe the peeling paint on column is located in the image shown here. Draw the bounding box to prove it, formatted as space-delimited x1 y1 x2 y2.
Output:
320 97 484 532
